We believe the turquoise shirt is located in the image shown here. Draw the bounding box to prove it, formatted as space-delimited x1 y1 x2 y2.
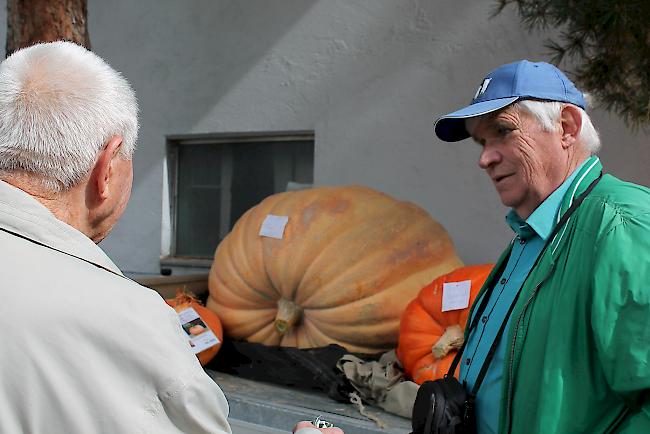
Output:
460 160 587 434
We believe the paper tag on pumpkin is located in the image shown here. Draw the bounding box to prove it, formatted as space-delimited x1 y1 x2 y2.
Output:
177 307 220 354
441 280 471 312
259 214 289 239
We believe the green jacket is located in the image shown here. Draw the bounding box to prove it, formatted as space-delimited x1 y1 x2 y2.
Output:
468 156 650 434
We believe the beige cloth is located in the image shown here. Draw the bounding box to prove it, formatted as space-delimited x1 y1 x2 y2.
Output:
0 180 231 434
337 350 419 418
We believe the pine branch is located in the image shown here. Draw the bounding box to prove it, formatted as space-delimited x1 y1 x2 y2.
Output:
493 0 650 128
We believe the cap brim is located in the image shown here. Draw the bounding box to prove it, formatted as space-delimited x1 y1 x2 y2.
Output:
434 96 519 142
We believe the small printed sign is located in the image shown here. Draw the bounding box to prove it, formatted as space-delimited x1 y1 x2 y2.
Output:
177 307 220 354
441 280 471 312
259 214 289 239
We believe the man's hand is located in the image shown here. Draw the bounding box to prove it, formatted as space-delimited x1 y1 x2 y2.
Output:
293 420 344 433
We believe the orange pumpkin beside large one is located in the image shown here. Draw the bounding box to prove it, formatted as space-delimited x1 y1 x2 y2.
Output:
207 185 464 353
397 264 494 384
166 293 224 366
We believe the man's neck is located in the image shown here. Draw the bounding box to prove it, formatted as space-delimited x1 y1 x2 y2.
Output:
563 149 591 183
2 173 93 239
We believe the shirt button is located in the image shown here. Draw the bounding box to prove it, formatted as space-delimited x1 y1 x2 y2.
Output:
465 358 471 365
481 316 488 323
500 278 507 284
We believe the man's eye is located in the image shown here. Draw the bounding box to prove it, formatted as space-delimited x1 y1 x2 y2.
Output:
497 127 513 135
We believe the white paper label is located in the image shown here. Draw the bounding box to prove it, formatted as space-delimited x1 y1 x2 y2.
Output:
177 307 220 354
259 214 289 239
441 280 471 312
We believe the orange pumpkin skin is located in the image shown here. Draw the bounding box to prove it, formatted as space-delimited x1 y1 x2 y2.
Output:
166 294 224 366
207 185 464 353
396 264 494 384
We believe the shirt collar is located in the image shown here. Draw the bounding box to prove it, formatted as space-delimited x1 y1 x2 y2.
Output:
0 180 123 275
506 158 590 241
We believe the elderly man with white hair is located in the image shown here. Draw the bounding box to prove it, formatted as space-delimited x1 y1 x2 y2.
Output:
0 41 231 433
425 60 650 434
0 41 345 434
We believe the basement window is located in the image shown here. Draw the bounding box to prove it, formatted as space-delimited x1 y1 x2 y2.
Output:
164 131 314 262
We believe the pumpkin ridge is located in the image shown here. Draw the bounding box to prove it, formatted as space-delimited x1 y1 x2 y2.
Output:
227 194 283 300
215 240 276 304
300 317 321 347
300 319 391 353
209 272 276 309
290 320 343 349
234 204 280 298
299 218 460 306
306 262 461 317
308 317 401 348
263 189 315 299
239 208 274 292
291 197 405 302
248 322 282 345
206 300 276 338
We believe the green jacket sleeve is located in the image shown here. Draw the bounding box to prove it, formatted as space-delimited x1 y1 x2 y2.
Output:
590 206 650 431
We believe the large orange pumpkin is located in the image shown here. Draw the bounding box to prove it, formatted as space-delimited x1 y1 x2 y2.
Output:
207 185 464 353
396 264 493 384
166 292 224 366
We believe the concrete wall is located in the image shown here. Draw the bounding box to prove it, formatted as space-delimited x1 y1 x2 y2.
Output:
9 1 650 273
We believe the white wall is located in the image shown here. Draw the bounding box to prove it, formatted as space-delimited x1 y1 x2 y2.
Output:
17 0 649 273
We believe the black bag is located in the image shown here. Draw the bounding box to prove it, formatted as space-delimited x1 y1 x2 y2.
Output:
411 376 474 434
206 340 359 402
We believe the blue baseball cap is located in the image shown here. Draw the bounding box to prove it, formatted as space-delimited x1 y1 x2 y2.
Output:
434 60 586 142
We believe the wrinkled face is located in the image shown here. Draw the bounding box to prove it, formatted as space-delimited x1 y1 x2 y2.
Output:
467 106 568 219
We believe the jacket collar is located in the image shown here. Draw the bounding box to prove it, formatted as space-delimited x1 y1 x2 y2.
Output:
0 180 123 275
545 156 602 257
556 156 602 222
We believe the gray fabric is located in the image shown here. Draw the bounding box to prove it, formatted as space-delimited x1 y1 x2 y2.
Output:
337 350 419 418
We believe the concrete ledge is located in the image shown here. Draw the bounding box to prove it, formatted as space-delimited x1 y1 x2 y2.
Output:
208 371 411 434
134 273 209 299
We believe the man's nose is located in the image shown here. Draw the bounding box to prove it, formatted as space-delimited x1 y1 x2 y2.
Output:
478 144 501 169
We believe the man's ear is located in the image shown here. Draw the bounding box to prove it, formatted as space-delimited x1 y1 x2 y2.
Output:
91 136 124 201
559 104 582 149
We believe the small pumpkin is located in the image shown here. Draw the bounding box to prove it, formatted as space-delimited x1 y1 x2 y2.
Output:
396 264 493 384
166 292 224 366
207 185 464 353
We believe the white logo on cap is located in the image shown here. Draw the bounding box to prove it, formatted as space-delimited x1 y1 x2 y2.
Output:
474 78 492 99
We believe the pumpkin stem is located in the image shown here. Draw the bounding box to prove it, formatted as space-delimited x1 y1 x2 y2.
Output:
431 325 464 359
274 299 303 334
170 289 203 308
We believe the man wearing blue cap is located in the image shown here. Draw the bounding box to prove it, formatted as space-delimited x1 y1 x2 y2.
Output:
434 60 650 433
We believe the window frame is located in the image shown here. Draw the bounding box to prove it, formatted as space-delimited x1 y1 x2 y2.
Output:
165 130 315 262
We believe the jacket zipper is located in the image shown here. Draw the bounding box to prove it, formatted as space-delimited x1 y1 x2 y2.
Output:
502 169 601 433
604 406 630 434
504 265 555 434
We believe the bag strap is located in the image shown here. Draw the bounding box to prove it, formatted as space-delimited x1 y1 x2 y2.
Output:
446 172 603 393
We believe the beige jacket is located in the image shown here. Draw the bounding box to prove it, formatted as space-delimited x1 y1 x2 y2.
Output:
0 180 231 434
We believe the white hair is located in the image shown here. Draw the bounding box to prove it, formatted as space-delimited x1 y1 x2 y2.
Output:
514 98 601 153
0 41 139 191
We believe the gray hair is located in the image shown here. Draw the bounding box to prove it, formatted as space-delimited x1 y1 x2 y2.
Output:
0 41 139 191
514 99 601 153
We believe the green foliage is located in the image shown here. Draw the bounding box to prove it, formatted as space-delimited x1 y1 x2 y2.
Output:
493 0 650 128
